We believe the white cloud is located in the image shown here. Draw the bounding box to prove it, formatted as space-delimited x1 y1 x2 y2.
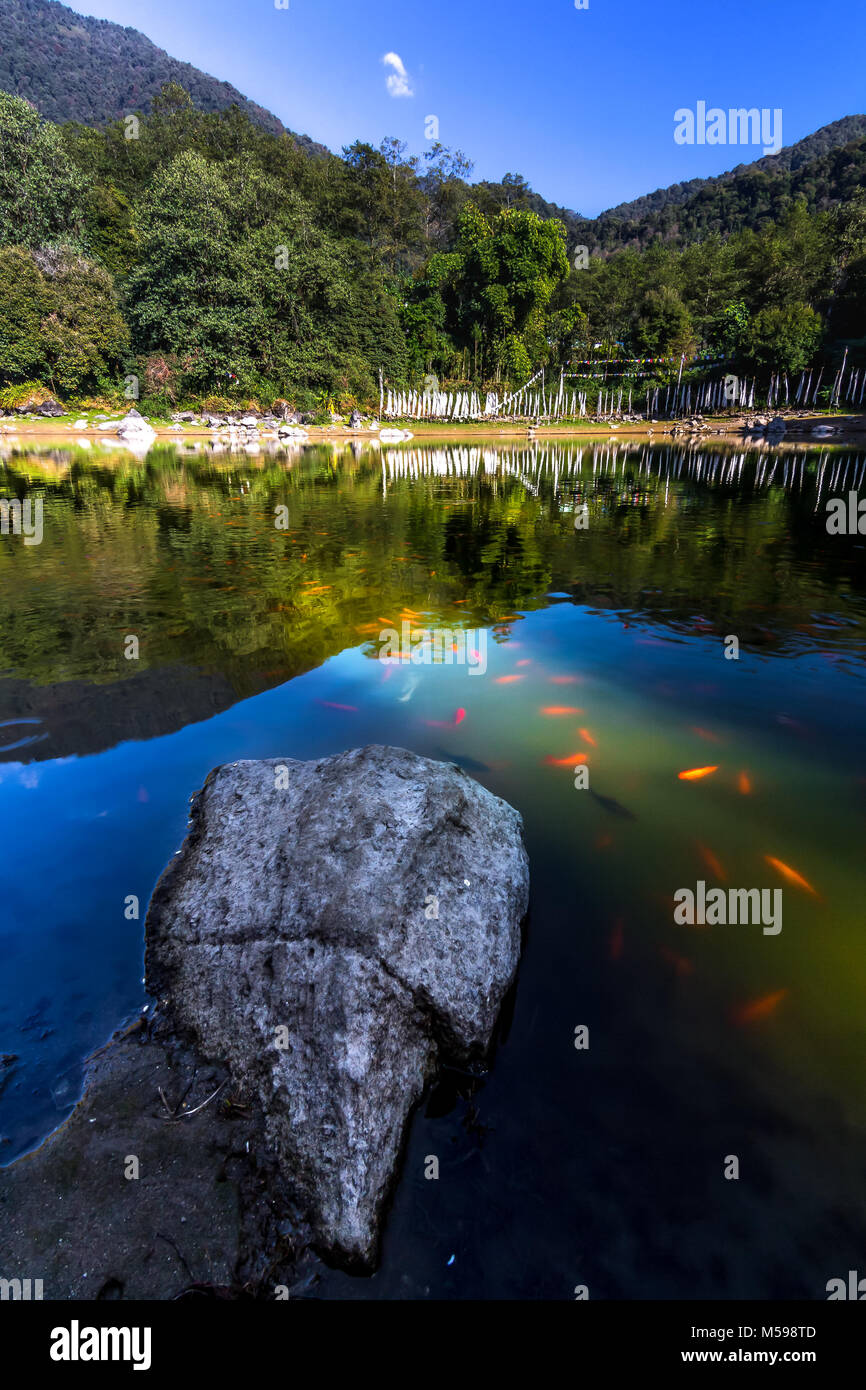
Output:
382 52 413 99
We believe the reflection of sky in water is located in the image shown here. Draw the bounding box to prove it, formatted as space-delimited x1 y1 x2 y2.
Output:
1 441 865 1297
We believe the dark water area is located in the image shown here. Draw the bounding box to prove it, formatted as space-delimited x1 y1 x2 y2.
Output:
1 437 865 1298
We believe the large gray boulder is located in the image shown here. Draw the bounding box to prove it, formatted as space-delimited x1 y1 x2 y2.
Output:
145 745 528 1266
117 410 156 444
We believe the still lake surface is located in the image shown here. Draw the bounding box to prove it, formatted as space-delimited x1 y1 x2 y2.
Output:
1 436 865 1298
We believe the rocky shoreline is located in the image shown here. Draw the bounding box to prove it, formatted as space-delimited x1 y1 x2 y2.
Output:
4 409 866 448
0 746 529 1298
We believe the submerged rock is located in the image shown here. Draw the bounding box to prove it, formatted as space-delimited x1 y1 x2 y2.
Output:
146 745 528 1265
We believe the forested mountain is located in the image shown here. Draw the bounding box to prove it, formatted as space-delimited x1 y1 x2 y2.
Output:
414 118 866 258
576 121 866 253
0 0 324 153
0 4 864 412
2 0 863 254
604 116 866 221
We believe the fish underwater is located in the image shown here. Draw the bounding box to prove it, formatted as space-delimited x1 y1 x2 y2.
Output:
434 748 491 774
764 856 819 896
589 790 637 821
425 708 466 728
732 988 789 1024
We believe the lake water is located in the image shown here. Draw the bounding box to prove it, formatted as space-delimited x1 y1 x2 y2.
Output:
1 436 865 1298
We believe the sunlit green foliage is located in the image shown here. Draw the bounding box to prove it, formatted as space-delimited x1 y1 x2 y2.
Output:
0 91 86 248
0 77 864 404
0 244 129 394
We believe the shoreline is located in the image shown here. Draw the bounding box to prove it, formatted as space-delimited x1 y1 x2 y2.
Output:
3 412 866 447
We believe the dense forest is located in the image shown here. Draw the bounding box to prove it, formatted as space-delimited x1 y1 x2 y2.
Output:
1 77 865 414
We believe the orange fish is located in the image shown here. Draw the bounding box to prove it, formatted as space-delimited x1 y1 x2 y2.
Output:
593 832 613 850
549 675 580 685
697 843 727 881
579 728 597 748
678 766 719 781
540 706 584 717
495 675 525 685
737 771 752 795
732 988 788 1024
609 919 624 960
764 856 818 896
516 659 532 667
691 726 721 743
425 708 466 729
660 946 694 977
319 701 358 712
544 753 589 767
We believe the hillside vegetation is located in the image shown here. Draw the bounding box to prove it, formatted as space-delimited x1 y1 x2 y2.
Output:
1 11 865 414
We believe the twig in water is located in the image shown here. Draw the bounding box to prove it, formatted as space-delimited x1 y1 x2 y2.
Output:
163 1079 227 1121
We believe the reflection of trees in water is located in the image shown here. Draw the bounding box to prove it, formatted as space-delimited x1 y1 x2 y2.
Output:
0 443 864 709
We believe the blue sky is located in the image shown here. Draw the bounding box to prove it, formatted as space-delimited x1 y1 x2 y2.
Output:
67 0 866 216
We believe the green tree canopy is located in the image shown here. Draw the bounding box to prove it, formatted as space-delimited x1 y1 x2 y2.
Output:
742 302 824 374
0 92 86 248
0 244 129 394
437 203 570 381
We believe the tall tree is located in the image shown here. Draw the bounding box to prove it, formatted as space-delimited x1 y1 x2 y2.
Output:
0 92 86 248
444 203 570 381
